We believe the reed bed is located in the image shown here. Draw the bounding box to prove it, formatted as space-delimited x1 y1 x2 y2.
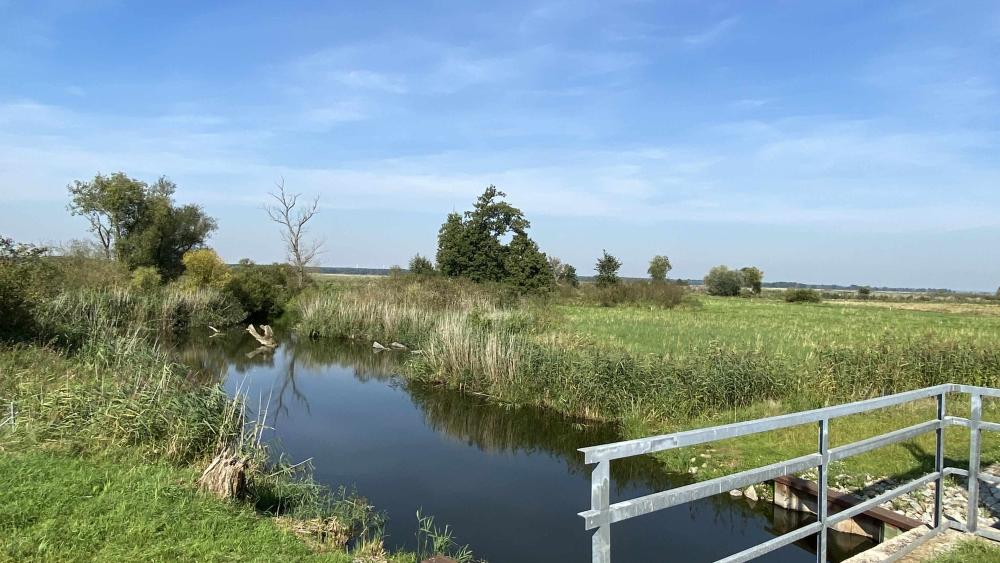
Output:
37 286 245 348
299 278 1000 424
0 287 397 555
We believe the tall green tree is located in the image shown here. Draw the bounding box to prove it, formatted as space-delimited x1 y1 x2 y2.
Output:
67 173 216 278
648 255 672 283
68 172 155 261
435 186 552 291
560 264 579 287
504 232 553 293
740 266 764 295
436 212 470 277
594 250 621 288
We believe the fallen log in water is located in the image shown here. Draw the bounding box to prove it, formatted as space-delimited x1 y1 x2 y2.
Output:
246 324 277 347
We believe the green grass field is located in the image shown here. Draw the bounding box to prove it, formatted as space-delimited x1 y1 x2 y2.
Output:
555 296 1000 481
0 452 358 562
556 297 1000 360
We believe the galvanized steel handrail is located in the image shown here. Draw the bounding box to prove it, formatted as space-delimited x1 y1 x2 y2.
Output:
579 384 1000 562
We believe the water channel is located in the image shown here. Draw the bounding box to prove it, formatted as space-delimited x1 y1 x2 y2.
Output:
176 331 875 562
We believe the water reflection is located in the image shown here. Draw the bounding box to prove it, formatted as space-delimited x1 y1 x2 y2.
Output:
174 330 876 562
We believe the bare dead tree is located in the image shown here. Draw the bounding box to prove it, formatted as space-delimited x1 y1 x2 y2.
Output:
265 179 323 287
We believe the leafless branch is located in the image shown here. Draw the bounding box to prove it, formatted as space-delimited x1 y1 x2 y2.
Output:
264 178 325 287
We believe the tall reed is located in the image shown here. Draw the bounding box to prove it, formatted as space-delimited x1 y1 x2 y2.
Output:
299 278 1000 424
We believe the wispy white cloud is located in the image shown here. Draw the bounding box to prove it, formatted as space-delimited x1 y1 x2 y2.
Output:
683 16 738 47
3 98 999 236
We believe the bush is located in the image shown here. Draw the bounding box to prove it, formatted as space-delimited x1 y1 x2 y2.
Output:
180 248 230 289
784 288 822 303
704 265 742 296
131 266 162 291
408 254 436 276
0 237 61 342
224 261 299 322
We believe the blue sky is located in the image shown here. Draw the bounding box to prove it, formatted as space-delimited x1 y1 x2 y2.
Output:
1 1 998 290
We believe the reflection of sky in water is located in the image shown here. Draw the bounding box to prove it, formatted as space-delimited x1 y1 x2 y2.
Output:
177 331 873 562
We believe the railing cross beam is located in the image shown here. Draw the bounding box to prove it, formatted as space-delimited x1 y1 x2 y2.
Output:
580 384 1000 562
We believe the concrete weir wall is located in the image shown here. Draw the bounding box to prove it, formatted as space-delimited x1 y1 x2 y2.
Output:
773 476 924 541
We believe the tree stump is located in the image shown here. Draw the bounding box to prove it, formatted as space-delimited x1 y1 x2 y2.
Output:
197 451 249 500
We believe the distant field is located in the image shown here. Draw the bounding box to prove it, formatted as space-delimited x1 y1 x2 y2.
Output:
557 297 1000 361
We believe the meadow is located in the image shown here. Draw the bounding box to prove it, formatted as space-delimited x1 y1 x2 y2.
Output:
556 297 1000 360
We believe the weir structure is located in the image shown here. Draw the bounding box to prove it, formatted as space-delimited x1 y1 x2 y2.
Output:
579 384 1000 562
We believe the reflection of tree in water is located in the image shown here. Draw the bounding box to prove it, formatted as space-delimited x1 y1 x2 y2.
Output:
290 336 405 380
172 328 279 383
405 382 684 492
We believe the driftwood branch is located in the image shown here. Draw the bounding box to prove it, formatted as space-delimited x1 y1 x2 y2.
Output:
247 324 277 348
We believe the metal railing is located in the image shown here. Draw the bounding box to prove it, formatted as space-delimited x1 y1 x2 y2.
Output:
579 384 1000 562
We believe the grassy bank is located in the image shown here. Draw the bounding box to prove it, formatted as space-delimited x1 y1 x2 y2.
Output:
0 452 368 562
294 277 1000 482
0 285 461 562
929 538 1000 562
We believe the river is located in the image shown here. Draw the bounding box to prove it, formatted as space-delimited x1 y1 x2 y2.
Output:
176 331 875 562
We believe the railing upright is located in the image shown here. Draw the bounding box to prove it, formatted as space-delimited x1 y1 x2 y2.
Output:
816 419 829 563
968 393 982 533
580 384 1000 562
934 393 946 529
591 460 611 563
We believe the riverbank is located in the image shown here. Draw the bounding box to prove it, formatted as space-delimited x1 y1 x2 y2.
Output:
295 276 1000 485
0 288 445 562
0 451 370 562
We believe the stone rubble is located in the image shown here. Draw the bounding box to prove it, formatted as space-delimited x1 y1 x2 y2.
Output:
799 463 1000 530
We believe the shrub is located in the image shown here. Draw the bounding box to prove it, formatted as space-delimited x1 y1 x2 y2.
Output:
704 265 742 296
0 237 61 342
180 248 230 289
409 254 436 276
131 266 162 291
784 288 822 303
224 260 298 321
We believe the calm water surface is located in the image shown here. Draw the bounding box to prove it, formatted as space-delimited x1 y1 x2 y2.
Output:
177 332 875 563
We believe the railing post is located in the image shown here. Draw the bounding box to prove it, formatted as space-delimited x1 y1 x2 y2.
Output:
591 460 611 563
934 393 946 529
817 418 829 563
967 393 982 533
